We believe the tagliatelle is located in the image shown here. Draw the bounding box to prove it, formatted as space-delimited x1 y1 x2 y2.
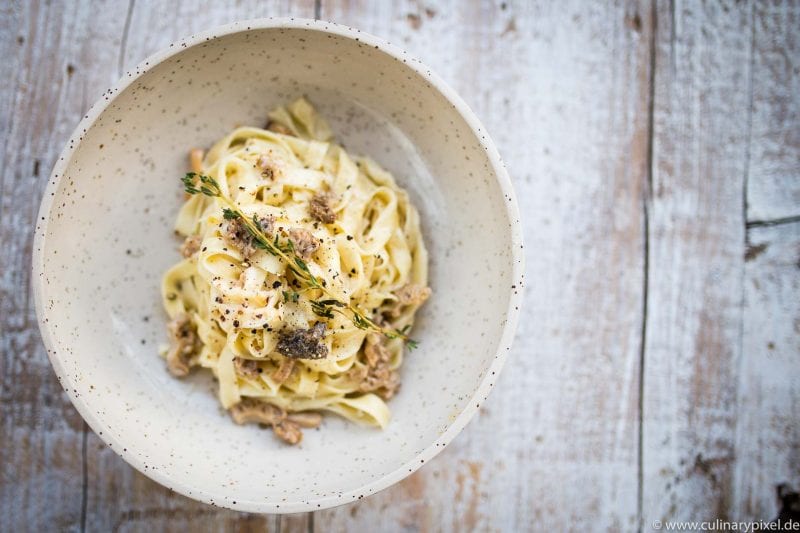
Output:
160 98 430 444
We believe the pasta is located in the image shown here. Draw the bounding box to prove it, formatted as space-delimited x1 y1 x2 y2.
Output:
160 98 430 444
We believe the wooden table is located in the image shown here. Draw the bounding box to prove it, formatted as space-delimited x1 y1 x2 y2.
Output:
2 1 798 531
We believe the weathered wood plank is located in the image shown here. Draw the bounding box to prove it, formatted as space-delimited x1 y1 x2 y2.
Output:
314 0 652 531
732 221 800 521
732 1 800 520
117 0 317 76
746 1 800 223
80 1 316 531
10 0 799 528
85 434 279 532
642 0 751 525
0 2 129 531
280 513 313 533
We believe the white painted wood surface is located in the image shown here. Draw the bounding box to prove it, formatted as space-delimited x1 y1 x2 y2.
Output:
643 0 750 525
315 1 649 531
1 1 798 531
734 222 800 521
746 1 800 223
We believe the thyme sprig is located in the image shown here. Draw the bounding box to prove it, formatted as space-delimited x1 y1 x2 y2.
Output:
183 172 417 348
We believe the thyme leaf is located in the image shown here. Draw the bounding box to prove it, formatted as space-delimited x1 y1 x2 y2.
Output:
282 291 299 303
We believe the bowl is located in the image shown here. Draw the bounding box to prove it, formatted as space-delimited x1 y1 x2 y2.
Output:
33 18 524 513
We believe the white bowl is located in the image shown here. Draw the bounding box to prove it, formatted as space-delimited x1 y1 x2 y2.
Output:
33 18 524 513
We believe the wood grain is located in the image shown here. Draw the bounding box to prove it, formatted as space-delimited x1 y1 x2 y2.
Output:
733 221 800 521
3 0 800 530
1 2 129 530
314 0 652 531
733 0 800 521
642 0 751 525
746 1 800 223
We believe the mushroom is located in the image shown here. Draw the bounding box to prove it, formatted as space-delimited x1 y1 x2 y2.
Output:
276 322 328 360
229 399 285 426
273 420 303 444
309 191 338 224
179 234 202 258
287 227 320 260
386 283 432 318
165 313 199 377
351 335 400 400
233 357 260 378
364 333 390 367
228 399 320 445
222 215 275 259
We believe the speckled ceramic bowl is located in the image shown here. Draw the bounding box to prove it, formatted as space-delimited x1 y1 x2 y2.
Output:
33 18 523 513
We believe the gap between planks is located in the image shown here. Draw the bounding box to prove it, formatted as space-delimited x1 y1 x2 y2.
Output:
117 0 136 78
638 0 659 530
746 215 800 229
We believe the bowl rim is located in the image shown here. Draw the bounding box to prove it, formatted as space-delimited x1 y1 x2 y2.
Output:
32 17 525 514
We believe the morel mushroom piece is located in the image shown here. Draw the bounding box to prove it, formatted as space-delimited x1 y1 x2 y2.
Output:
363 333 390 367
276 322 328 360
273 420 303 444
287 227 319 260
348 334 400 400
165 313 200 377
229 398 286 426
309 191 337 224
386 283 432 318
229 398 320 445
179 234 202 258
222 215 275 259
233 357 260 378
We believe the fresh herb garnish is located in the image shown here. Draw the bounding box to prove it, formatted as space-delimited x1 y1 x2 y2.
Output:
282 291 299 303
183 173 417 346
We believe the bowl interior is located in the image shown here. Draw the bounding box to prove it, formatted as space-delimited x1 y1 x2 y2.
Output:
37 23 516 511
